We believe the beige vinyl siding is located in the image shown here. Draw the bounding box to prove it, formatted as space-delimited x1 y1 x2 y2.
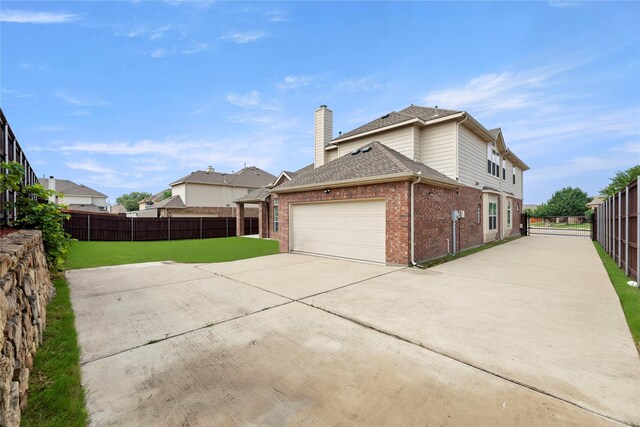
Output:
325 148 339 163
333 126 414 161
184 183 257 208
60 195 95 205
458 125 500 189
420 121 456 180
172 183 187 202
314 108 332 168
412 125 421 162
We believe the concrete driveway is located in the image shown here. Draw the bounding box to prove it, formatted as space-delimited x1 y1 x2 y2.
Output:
67 237 640 426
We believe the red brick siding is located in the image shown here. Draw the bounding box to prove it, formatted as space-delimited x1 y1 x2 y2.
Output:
273 182 412 265
508 197 524 236
413 184 484 262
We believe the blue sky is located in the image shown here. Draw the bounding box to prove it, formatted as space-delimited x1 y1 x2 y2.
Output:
1 1 639 204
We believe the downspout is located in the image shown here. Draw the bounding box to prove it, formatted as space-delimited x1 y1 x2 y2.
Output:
410 172 422 266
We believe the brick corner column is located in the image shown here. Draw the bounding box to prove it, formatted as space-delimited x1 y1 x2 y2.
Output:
236 203 245 236
258 202 269 238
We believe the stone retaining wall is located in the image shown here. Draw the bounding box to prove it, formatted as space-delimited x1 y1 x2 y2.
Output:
0 230 53 427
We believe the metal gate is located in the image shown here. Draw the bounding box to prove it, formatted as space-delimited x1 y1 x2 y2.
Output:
526 215 593 238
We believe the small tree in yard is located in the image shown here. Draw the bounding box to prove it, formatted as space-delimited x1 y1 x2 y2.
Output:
0 162 75 272
116 191 151 211
534 187 591 217
600 165 640 197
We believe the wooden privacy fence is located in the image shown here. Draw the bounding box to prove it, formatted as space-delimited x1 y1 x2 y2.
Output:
595 177 639 281
64 213 259 241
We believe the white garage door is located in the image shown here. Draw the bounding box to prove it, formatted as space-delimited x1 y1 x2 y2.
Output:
290 200 386 263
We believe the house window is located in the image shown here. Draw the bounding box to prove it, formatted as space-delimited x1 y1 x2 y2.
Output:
507 200 512 227
489 202 497 230
273 198 279 232
512 166 516 184
487 145 500 178
502 160 506 180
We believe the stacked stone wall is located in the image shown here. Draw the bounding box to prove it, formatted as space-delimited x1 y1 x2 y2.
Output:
0 230 53 427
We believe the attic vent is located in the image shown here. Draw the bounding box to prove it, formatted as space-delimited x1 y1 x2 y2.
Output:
361 146 372 153
351 148 361 156
380 114 390 119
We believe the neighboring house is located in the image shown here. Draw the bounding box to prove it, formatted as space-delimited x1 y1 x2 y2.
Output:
587 196 604 210
38 177 108 213
138 189 171 211
133 166 276 218
523 204 539 212
110 204 127 215
235 104 528 265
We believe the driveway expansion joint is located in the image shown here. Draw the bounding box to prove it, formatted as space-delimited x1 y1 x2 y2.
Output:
298 301 632 427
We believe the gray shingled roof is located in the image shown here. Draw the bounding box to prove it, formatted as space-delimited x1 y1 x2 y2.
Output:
38 178 107 198
234 187 271 203
274 141 459 191
153 195 185 209
170 166 276 188
333 105 461 141
488 128 501 139
65 204 107 213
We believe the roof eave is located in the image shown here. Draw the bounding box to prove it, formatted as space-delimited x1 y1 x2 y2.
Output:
272 172 460 194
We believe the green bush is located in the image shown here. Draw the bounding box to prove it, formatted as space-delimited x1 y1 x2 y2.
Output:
0 161 75 272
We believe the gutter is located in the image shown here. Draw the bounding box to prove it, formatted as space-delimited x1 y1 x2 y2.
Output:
410 173 422 266
272 172 460 194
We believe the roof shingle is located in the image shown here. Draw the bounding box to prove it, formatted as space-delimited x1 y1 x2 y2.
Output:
170 166 276 188
274 141 459 191
38 178 107 198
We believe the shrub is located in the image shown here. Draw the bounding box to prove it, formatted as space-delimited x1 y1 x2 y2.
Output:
0 161 75 272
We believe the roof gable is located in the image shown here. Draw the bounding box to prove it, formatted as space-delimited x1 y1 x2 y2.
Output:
38 178 107 198
170 166 276 187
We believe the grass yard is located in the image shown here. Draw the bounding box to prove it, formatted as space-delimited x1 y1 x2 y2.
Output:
21 277 88 427
420 235 522 269
66 237 280 270
594 242 640 353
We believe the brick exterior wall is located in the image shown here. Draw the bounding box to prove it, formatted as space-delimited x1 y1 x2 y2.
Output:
413 184 484 262
273 182 412 265
271 181 518 265
509 197 524 236
258 201 269 238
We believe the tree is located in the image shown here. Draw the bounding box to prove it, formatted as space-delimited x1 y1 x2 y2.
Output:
536 187 590 217
116 192 151 211
0 162 75 272
600 165 640 197
161 190 172 200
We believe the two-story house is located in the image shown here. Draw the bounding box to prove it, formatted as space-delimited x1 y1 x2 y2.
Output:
235 105 528 265
135 166 277 218
38 177 109 213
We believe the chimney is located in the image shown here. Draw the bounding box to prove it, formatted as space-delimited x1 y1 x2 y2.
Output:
48 176 56 192
206 166 214 174
314 105 332 168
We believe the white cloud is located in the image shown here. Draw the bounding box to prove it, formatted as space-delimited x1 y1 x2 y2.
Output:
34 125 69 132
66 159 116 174
424 71 550 116
337 76 384 92
226 90 261 108
276 75 311 90
55 91 108 107
149 48 168 58
0 10 81 24
266 10 288 22
219 31 266 44
126 24 173 40
182 42 209 55
547 0 582 8
1 88 32 99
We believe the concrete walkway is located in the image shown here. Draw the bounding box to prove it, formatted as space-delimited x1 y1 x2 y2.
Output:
67 237 640 426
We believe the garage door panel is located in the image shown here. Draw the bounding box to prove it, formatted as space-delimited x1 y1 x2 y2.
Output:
291 200 386 263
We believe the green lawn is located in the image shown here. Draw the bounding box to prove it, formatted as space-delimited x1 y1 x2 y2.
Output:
21 277 88 427
66 237 280 269
594 242 640 353
529 222 591 229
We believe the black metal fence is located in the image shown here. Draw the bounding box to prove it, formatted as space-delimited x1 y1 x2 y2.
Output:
64 213 259 241
1 109 39 226
527 215 592 238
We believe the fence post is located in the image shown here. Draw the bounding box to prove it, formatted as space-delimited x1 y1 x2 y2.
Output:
625 186 629 275
168 217 171 241
618 191 622 267
200 217 203 239
131 217 134 242
226 217 229 237
87 215 91 242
